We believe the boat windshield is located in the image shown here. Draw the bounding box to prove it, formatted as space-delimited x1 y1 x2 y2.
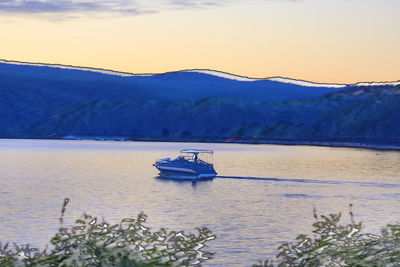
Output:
175 155 193 161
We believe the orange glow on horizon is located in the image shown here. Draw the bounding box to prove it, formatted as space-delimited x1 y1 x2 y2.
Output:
0 0 399 84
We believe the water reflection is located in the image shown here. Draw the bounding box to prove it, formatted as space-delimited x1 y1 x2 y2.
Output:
154 176 215 187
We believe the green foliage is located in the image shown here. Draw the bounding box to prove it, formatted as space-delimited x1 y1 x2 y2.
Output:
254 206 400 266
0 212 215 267
5 203 400 267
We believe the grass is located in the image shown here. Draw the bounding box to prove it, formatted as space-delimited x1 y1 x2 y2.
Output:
2 201 400 266
253 204 400 266
0 198 215 267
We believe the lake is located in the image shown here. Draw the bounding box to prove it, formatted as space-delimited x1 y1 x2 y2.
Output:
0 139 399 266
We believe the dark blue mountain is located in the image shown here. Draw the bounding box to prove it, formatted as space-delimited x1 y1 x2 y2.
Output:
0 61 345 104
0 60 399 145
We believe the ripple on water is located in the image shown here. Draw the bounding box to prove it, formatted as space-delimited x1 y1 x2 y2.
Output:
0 139 399 266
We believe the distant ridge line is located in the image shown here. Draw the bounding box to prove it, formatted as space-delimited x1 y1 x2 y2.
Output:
1 58 399 87
0 59 138 77
185 69 346 88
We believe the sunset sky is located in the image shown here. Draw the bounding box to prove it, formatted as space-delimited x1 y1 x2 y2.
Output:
1 0 399 83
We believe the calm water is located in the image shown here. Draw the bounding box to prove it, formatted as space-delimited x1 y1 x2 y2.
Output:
0 139 400 266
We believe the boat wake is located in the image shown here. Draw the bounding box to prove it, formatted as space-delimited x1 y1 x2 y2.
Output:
216 176 400 188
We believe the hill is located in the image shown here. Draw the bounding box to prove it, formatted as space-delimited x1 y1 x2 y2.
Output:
0 60 399 146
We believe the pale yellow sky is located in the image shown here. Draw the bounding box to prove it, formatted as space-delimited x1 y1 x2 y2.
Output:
1 0 399 83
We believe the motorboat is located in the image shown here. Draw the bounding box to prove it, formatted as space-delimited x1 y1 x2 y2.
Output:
154 149 217 180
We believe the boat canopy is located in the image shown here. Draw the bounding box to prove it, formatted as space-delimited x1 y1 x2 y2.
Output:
180 149 213 154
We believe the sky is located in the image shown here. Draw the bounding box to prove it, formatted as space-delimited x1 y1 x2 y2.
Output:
0 0 399 83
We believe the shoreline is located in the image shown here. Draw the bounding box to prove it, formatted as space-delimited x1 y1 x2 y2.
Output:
257 140 400 151
1 137 399 151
